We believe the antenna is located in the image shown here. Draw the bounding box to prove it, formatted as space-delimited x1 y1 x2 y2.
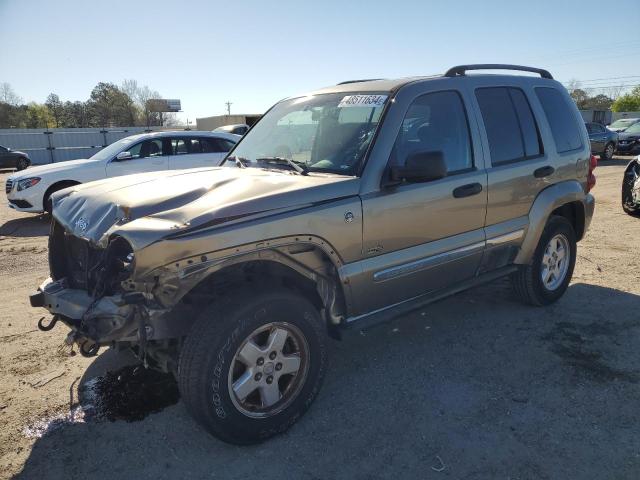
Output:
225 101 232 115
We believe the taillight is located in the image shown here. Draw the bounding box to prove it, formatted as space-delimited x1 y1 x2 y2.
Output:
587 154 597 192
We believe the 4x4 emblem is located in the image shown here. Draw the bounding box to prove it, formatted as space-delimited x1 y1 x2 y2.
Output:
344 211 354 223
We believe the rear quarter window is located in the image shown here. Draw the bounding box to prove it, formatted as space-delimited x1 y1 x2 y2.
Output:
535 87 583 153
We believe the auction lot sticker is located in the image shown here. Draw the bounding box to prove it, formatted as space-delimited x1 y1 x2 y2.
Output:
338 94 388 108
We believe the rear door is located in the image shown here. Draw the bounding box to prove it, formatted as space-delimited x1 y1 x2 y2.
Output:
586 123 604 153
167 137 231 169
105 138 169 177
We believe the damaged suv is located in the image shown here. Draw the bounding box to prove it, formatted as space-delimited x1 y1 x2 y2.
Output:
31 65 595 444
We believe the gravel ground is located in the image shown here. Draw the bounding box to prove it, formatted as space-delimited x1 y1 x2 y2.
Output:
1 158 639 480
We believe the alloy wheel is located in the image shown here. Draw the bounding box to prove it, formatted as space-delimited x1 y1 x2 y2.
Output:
540 233 570 291
227 322 309 418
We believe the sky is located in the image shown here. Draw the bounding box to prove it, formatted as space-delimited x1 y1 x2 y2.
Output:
1 0 639 124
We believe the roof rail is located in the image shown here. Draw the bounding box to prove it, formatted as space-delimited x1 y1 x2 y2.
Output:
444 64 553 79
337 79 384 85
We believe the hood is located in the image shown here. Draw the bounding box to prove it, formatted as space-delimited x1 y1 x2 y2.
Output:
52 167 359 249
9 158 97 180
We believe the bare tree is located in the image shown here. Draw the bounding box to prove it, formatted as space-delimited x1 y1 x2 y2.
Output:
0 82 22 106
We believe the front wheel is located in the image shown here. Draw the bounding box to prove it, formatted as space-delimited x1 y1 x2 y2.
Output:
511 216 577 306
178 289 328 444
622 164 640 216
602 142 615 161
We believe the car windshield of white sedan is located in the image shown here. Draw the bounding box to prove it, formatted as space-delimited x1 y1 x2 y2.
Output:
624 123 640 134
610 119 637 129
224 93 387 175
89 137 138 161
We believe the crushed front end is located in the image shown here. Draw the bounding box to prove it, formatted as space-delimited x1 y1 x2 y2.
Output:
30 219 176 368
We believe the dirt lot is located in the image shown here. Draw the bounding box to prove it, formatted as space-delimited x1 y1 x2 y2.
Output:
1 158 639 480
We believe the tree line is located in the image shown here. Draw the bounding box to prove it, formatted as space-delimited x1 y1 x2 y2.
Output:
566 80 640 112
0 80 178 129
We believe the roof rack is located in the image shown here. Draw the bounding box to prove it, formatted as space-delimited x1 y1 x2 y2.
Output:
337 79 384 85
444 64 553 79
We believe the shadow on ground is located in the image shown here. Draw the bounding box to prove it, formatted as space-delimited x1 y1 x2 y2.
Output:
0 215 49 238
14 281 640 480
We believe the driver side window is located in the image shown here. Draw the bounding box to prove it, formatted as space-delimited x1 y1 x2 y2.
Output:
391 91 473 174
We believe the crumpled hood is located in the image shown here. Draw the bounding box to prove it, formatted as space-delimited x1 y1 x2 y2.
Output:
52 167 359 249
10 158 96 180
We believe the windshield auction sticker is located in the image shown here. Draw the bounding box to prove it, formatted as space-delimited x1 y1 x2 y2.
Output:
338 94 388 108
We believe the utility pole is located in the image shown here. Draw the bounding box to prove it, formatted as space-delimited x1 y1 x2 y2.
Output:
225 101 232 116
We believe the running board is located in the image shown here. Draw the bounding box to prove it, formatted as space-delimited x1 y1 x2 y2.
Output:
342 265 519 332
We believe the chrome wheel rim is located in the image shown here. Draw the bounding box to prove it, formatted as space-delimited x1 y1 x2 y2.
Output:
227 322 309 418
541 234 570 291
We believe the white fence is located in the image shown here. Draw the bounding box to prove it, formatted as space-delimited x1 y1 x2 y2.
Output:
0 127 169 165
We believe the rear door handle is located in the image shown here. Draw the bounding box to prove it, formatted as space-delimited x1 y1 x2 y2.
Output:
534 166 555 178
452 182 483 198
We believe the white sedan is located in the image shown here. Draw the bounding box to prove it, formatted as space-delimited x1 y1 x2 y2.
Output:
5 131 239 213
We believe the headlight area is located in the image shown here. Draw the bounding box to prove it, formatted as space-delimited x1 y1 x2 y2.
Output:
92 236 136 297
17 177 41 191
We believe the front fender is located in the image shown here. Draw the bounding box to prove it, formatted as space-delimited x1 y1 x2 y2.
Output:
514 180 594 265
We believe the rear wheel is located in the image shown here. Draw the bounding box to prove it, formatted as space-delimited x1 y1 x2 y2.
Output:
178 289 327 444
511 216 577 306
602 142 615 161
16 157 29 171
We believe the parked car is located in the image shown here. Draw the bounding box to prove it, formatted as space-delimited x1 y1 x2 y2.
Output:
607 118 640 133
616 122 640 154
214 124 250 135
585 122 618 160
30 64 595 444
0 145 30 171
622 156 640 216
5 131 238 213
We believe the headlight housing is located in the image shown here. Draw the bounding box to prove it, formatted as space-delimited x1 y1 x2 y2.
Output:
17 177 41 191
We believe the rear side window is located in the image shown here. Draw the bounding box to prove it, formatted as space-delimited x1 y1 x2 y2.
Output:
476 87 542 165
535 87 582 153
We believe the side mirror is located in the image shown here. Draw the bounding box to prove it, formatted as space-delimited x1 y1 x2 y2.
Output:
388 150 447 185
115 151 133 161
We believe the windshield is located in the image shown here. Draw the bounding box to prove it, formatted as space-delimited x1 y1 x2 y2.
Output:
224 92 387 175
90 136 142 161
610 119 637 129
624 123 640 134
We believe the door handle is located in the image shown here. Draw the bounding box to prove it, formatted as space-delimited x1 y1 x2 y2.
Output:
534 166 555 178
452 182 483 198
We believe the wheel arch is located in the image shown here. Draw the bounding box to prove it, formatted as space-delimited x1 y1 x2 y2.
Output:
158 242 349 339
515 180 591 265
43 180 81 210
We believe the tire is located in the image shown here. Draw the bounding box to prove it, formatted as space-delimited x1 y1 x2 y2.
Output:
601 142 615 161
178 289 328 445
622 164 640 216
16 157 29 171
511 216 577 306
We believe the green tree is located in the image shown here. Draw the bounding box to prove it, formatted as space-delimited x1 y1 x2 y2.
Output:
87 82 136 127
25 102 53 128
583 94 613 111
45 93 64 127
611 86 640 112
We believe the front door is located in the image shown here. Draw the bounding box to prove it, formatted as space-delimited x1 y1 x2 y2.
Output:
105 138 169 177
352 89 487 314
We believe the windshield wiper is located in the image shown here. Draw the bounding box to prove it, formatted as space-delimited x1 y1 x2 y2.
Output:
227 155 248 168
255 157 309 176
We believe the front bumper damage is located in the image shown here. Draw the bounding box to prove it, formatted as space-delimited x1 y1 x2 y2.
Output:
30 277 186 356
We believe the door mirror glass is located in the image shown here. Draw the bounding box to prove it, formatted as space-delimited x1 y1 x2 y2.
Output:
115 151 133 161
389 150 447 184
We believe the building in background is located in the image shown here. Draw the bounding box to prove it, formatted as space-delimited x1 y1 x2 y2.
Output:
196 114 262 131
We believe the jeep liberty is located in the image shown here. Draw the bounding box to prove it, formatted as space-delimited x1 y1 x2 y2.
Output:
30 64 596 444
